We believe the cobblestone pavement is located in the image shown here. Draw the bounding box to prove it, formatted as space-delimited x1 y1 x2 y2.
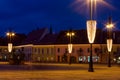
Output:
0 62 119 80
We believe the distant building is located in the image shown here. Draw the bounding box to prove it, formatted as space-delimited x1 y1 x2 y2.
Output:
1 28 120 63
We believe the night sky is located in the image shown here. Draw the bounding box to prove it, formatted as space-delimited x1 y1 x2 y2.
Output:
0 0 120 35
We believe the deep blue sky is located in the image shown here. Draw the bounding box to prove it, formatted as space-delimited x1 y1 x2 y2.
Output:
0 0 120 35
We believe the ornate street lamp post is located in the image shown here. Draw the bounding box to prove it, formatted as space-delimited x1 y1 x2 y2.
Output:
87 20 96 72
67 30 75 65
106 17 114 67
87 0 97 72
6 31 15 53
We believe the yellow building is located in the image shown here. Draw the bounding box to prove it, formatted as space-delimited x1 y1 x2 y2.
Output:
15 44 56 63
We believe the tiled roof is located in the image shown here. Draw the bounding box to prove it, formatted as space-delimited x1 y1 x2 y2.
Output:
23 28 49 44
22 28 120 45
35 33 58 45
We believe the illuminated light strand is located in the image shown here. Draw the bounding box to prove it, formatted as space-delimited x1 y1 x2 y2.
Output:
8 43 13 53
87 20 97 43
107 39 113 52
68 44 73 53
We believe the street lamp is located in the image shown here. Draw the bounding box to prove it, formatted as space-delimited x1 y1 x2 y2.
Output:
87 20 96 72
86 0 97 72
106 17 114 38
6 31 15 53
106 17 114 67
67 30 75 65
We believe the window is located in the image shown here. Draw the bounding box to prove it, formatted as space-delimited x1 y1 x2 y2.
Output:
34 48 37 53
42 49 44 54
65 48 68 53
94 48 99 53
38 48 40 53
51 48 53 54
104 48 107 52
37 57 40 61
4 48 7 52
79 48 83 52
57 48 60 53
51 57 54 61
0 48 2 52
47 48 49 54
87 48 90 53
21 47 24 51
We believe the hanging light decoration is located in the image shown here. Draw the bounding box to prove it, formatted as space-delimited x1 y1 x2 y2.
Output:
8 43 13 53
68 44 72 53
87 20 97 43
107 39 113 52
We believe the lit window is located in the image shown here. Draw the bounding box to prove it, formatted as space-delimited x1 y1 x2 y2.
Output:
47 57 49 61
38 57 40 61
88 56 90 62
51 57 54 61
4 56 7 60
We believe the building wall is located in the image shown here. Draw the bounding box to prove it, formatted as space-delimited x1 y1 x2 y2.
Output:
32 45 55 62
0 46 9 61
15 44 33 61
5 44 120 64
55 44 101 63
14 44 120 63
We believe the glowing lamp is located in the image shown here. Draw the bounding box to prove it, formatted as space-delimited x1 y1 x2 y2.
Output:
12 33 15 36
8 43 13 52
113 58 116 61
118 57 120 60
6 32 10 36
106 24 114 29
67 32 75 36
107 39 112 52
68 44 72 53
6 32 15 36
87 20 97 43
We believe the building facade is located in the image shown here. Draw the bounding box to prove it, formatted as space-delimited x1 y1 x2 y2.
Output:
14 44 120 64
0 46 9 61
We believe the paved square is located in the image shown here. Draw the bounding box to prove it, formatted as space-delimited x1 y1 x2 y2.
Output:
0 62 119 80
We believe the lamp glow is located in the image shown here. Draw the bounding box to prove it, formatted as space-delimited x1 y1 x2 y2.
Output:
87 20 97 43
118 57 120 60
68 44 72 53
106 24 114 29
12 33 15 36
6 33 10 36
107 39 113 52
8 43 13 52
